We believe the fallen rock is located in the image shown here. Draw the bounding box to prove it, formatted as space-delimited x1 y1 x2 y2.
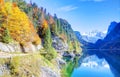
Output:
40 66 60 77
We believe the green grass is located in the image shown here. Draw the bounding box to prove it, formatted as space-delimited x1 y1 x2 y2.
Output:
0 53 59 77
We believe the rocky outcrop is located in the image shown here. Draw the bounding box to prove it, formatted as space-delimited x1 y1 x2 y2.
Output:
0 65 9 76
75 31 96 49
22 42 42 53
52 36 68 53
0 42 42 53
40 66 60 77
0 42 22 53
56 57 66 69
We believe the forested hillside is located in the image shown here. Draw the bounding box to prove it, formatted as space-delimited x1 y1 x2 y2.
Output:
0 0 82 77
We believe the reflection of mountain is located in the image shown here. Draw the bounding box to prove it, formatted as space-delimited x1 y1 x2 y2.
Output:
86 21 120 77
72 55 114 77
74 21 120 77
75 22 120 77
81 30 106 43
81 55 110 69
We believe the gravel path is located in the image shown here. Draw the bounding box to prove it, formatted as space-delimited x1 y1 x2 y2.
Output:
0 52 29 58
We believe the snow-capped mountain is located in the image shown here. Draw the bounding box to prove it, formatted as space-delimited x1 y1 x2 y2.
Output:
81 30 106 43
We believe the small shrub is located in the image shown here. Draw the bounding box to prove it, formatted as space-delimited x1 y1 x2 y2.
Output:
2 28 12 43
8 56 20 76
43 48 57 61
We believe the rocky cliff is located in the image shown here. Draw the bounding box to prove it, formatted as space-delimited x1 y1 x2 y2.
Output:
95 22 120 50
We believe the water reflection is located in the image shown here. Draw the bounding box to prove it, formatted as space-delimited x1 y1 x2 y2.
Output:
72 55 114 77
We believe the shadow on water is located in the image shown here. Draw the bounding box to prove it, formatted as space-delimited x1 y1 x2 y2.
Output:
86 49 120 77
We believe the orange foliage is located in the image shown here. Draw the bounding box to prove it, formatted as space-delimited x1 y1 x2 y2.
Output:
0 0 4 4
40 19 48 35
0 2 41 45
13 2 17 7
0 27 5 37
29 22 41 45
42 19 48 29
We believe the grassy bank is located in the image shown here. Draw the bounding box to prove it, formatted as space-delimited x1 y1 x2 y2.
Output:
0 53 59 77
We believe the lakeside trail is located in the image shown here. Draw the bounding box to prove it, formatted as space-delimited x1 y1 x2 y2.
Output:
0 52 31 58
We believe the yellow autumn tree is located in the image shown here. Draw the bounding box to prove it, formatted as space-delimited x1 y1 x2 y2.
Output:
0 2 41 45
40 19 48 36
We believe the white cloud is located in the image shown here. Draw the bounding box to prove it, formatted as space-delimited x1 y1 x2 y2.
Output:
58 5 78 12
79 0 104 2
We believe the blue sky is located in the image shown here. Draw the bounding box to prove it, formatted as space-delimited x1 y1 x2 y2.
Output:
25 0 120 33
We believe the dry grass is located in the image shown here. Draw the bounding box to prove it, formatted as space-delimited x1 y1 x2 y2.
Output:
0 52 59 77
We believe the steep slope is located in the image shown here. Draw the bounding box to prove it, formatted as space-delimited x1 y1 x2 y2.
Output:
0 0 82 77
104 22 120 42
75 31 96 49
95 22 120 49
75 31 87 45
107 21 118 34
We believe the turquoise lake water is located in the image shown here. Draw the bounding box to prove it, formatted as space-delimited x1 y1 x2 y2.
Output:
72 55 114 77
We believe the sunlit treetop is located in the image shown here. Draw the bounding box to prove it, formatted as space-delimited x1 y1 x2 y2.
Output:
0 1 41 45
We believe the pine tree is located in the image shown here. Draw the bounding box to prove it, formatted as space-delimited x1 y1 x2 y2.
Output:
56 19 61 34
43 25 57 60
53 18 58 35
43 26 52 50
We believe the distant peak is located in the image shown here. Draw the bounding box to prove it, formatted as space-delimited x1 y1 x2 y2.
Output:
82 30 106 37
107 21 118 34
110 21 117 24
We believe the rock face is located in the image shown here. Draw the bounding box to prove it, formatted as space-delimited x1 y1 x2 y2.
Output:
0 42 42 53
0 42 22 53
56 57 66 69
95 22 120 49
107 21 118 34
75 31 87 44
104 22 120 41
75 31 95 49
0 65 9 76
52 36 68 53
40 66 60 77
22 42 42 53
